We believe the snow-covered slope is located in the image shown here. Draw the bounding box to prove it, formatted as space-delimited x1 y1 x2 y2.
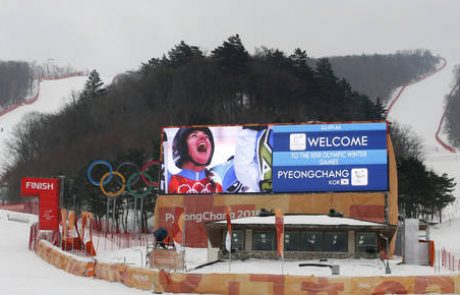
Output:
0 77 88 171
387 61 455 151
387 59 460 218
0 76 114 173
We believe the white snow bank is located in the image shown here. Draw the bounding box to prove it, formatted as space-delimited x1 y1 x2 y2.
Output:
217 215 383 226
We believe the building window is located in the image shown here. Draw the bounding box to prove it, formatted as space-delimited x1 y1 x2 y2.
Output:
253 231 275 251
231 230 244 250
300 232 323 251
324 232 347 252
285 231 300 251
356 232 377 254
223 230 244 250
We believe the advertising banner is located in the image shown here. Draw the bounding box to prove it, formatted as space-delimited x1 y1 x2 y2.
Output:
161 122 388 195
272 122 388 192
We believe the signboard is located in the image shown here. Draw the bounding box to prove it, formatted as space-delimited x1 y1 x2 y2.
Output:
161 122 388 195
272 122 388 192
150 249 185 271
21 177 60 231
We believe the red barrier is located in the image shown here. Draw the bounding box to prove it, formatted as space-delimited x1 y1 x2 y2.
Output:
434 79 458 153
386 85 406 114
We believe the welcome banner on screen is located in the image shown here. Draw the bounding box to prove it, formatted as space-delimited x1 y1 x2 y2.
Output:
272 122 388 193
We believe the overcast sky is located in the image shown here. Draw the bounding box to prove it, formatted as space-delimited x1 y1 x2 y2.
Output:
1 0 460 77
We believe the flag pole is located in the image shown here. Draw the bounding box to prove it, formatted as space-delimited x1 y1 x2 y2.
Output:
282 219 285 275
182 207 186 272
226 207 232 273
229 238 232 273
275 209 284 276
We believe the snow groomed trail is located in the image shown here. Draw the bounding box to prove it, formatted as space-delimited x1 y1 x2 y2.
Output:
387 57 460 222
0 75 89 172
0 73 85 118
387 57 456 153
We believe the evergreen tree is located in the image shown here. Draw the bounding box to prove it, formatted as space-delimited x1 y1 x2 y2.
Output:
211 34 249 74
140 57 162 75
373 98 388 120
81 70 106 100
397 156 432 218
393 124 456 220
289 48 314 80
290 48 308 68
426 171 456 222
315 58 337 85
264 48 291 70
166 41 204 68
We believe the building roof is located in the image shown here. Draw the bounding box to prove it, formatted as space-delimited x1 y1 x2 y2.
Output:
216 215 384 227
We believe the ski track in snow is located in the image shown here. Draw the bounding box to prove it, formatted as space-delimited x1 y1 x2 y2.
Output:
387 58 460 224
0 76 112 173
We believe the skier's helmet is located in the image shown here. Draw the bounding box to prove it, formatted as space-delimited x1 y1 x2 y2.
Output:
172 127 215 168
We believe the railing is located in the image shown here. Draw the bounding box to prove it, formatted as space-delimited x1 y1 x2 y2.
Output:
435 248 460 272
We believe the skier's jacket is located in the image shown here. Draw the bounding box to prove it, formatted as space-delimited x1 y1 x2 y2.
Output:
168 169 223 194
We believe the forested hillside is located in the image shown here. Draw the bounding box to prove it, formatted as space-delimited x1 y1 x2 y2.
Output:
445 65 460 148
0 61 34 107
328 50 440 102
3 35 387 197
1 35 454 224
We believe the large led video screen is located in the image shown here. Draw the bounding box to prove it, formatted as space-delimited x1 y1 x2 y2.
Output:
160 122 388 195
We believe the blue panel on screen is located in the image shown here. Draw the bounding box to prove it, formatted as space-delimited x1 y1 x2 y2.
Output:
272 122 388 192
272 165 388 192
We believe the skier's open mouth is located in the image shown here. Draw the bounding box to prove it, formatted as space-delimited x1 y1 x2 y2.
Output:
197 143 207 152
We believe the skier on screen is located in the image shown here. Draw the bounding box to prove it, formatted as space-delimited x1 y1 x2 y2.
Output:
168 127 223 194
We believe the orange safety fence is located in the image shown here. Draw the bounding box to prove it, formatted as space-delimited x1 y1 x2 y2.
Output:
35 239 460 294
95 262 128 282
36 240 95 277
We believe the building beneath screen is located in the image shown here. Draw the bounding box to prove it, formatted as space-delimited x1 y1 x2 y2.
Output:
206 214 396 260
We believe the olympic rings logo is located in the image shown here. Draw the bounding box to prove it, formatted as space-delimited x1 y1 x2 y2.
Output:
86 159 160 198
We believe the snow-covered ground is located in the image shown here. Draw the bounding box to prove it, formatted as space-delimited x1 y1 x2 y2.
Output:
0 211 151 295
